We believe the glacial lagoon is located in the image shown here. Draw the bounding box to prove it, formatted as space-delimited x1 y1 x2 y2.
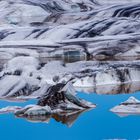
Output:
1 91 140 140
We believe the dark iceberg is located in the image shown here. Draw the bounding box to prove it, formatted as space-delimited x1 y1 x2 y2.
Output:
0 82 95 126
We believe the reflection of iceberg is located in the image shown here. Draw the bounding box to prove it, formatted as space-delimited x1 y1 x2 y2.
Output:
110 97 140 117
0 105 93 127
16 113 52 124
15 109 89 127
52 110 86 127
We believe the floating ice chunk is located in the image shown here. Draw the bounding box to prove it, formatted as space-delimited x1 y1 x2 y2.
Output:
122 96 140 104
23 105 51 116
110 97 140 116
0 106 22 114
37 82 96 109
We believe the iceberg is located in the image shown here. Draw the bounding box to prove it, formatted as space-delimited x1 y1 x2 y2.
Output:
110 96 140 116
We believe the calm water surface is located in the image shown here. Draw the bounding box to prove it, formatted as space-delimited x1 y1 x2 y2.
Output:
0 92 140 140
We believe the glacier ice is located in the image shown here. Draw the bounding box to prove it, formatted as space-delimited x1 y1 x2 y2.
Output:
111 97 140 116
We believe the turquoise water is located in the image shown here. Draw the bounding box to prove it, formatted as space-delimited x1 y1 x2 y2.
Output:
0 92 140 140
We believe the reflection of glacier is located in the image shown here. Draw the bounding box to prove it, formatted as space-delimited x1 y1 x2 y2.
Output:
76 82 140 94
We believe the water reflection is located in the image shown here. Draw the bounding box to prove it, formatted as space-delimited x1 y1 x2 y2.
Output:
112 112 140 117
15 109 90 127
76 82 140 95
